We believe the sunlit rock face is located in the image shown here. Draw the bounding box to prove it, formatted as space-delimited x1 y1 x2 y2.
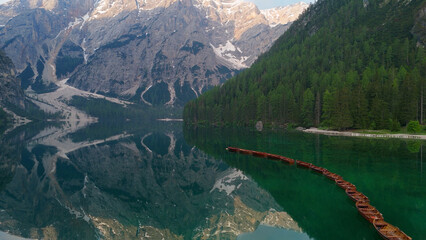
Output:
0 0 307 105
261 2 309 27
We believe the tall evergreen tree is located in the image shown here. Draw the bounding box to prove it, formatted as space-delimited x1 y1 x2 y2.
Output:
301 88 315 127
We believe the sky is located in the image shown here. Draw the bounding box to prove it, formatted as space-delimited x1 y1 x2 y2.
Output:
0 0 314 9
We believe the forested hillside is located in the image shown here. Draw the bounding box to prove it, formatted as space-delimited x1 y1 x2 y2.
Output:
184 0 426 130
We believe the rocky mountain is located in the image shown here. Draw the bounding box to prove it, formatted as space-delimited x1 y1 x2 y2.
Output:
261 2 309 27
0 0 308 106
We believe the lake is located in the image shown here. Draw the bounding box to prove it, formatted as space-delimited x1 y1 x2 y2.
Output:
0 121 424 239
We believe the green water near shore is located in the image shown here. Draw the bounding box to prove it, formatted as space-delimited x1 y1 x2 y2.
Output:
185 127 426 240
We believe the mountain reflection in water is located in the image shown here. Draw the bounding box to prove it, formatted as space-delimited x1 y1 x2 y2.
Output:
0 121 307 240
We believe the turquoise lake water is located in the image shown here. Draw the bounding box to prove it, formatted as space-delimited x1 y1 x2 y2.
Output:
0 122 424 239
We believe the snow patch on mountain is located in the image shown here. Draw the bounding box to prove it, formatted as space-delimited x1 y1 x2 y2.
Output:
211 41 248 69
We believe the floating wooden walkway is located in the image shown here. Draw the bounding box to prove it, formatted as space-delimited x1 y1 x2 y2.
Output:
226 147 412 240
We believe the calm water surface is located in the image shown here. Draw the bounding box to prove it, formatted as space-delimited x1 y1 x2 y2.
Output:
0 121 424 239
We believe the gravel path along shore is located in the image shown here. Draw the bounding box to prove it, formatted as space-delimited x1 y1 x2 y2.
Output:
303 128 426 140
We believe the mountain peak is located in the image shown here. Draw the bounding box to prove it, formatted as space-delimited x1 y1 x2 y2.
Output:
261 2 309 27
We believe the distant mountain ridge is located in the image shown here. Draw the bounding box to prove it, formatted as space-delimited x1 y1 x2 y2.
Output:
0 0 308 106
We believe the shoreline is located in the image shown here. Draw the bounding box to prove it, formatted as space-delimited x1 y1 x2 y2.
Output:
302 127 426 140
157 118 183 122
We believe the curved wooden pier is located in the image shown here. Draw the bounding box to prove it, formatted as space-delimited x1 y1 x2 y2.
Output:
226 147 412 240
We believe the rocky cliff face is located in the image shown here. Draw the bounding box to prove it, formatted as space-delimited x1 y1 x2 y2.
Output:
0 0 308 105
